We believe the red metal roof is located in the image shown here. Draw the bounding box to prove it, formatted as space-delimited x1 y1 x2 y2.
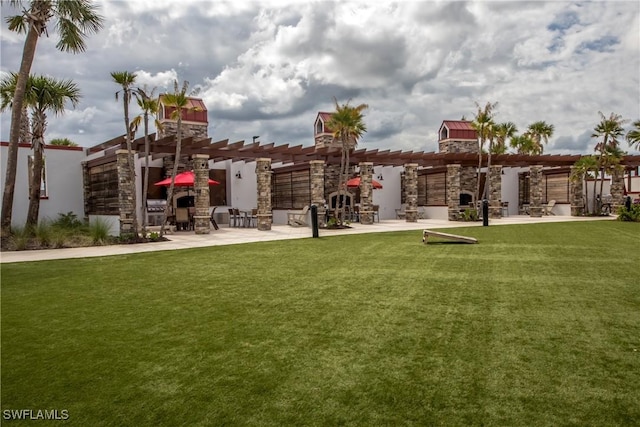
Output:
440 120 477 140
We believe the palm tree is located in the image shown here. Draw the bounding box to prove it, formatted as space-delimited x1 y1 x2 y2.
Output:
0 73 80 228
111 71 139 237
2 0 103 231
571 155 598 214
592 112 626 206
510 134 536 155
325 98 368 224
130 87 162 236
493 122 518 155
524 121 554 155
159 80 199 236
626 120 640 150
471 101 497 202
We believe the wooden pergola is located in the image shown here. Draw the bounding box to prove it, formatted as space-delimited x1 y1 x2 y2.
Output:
85 133 640 170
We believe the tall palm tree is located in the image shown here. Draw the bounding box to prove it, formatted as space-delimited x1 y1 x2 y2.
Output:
111 71 139 237
2 0 103 231
626 120 640 151
0 73 80 228
592 112 626 205
325 98 368 224
130 87 162 236
493 122 518 155
159 80 199 236
471 101 497 202
524 121 554 155
571 155 598 214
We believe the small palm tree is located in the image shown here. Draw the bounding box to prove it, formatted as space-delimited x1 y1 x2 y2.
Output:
325 98 368 224
626 120 640 151
130 86 162 236
509 134 536 155
159 80 199 236
592 112 626 206
0 73 80 228
493 122 518 155
111 71 139 237
524 121 554 155
471 101 497 202
2 0 103 231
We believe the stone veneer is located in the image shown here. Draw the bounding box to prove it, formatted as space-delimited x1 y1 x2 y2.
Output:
404 163 418 222
488 165 502 218
310 160 326 226
158 121 208 140
359 162 374 224
610 168 625 211
438 139 478 154
570 166 585 216
116 149 135 235
446 164 461 221
529 165 543 217
256 158 272 231
192 154 210 234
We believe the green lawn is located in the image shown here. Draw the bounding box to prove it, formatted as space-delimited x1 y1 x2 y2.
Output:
2 221 639 426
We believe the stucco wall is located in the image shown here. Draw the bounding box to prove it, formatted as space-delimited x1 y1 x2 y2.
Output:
0 144 85 227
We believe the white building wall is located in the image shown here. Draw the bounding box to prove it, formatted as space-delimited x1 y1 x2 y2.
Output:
0 144 85 227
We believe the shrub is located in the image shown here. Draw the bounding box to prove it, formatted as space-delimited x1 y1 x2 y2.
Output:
52 211 84 230
89 218 111 245
617 204 640 222
461 208 479 222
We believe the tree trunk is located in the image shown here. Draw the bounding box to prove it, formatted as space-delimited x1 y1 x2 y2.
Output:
123 93 138 237
2 24 40 231
141 112 150 235
26 111 45 228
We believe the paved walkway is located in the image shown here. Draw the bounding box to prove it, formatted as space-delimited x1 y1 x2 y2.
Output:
0 215 615 264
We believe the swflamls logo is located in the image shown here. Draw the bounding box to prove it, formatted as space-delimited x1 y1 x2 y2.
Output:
2 409 69 420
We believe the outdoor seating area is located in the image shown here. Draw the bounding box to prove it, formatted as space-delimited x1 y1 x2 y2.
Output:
228 208 259 228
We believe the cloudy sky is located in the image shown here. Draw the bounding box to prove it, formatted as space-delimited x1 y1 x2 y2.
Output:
1 0 639 155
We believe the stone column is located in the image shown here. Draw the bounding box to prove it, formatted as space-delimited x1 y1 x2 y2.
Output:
192 154 210 234
529 165 544 217
116 149 135 235
570 166 585 216
610 167 625 212
489 165 502 218
447 164 461 221
310 160 326 227
256 158 272 231
404 163 418 222
359 162 374 224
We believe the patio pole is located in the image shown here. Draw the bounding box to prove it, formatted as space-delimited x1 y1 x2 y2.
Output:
529 165 544 217
193 154 210 234
256 158 272 231
359 162 374 224
404 163 418 222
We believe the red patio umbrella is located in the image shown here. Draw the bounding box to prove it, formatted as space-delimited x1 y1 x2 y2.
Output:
346 176 383 189
154 170 220 187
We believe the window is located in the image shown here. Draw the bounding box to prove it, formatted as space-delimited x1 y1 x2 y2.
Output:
315 119 324 135
273 169 311 209
544 172 569 203
27 155 47 198
440 127 448 140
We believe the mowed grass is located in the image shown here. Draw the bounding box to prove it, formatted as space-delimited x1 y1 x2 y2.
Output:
1 221 639 426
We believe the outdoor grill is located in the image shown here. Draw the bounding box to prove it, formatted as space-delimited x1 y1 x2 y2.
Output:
146 199 167 226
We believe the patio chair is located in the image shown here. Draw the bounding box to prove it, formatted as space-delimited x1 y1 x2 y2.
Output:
395 204 406 219
287 205 310 227
544 200 556 215
209 206 219 230
372 205 380 222
228 208 242 227
175 208 191 231
246 208 258 228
